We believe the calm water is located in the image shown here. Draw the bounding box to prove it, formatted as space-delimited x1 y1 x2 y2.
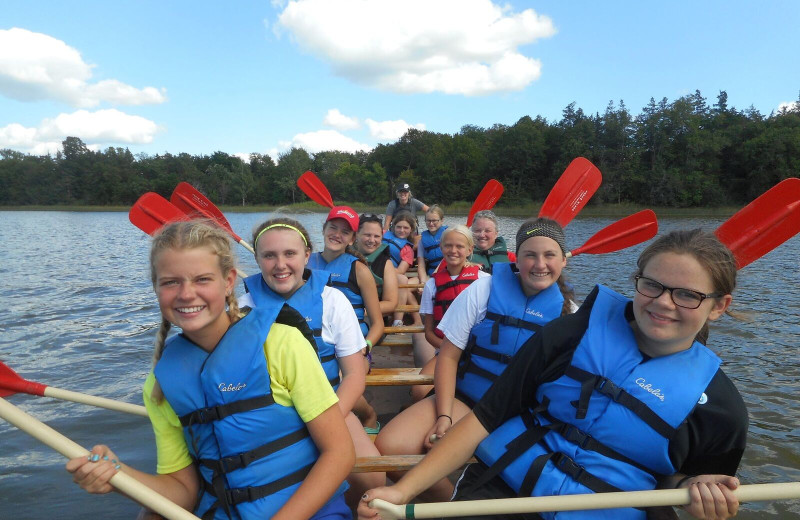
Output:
0 211 798 519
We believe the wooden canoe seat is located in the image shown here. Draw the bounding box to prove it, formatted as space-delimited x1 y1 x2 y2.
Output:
366 368 432 386
384 325 424 334
377 336 412 348
352 454 477 473
394 304 420 313
398 283 424 289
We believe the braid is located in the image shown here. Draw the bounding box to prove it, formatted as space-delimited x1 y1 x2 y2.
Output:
346 244 369 266
153 318 172 364
557 276 576 316
227 292 241 324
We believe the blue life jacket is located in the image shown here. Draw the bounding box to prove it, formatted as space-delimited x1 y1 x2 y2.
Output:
456 262 564 406
154 305 347 519
308 252 368 336
243 270 340 389
382 231 412 267
421 225 447 276
473 285 721 519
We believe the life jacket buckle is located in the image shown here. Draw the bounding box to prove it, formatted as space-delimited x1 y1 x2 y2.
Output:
226 485 255 505
594 377 624 401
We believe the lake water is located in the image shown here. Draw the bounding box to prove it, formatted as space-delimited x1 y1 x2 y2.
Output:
0 210 798 519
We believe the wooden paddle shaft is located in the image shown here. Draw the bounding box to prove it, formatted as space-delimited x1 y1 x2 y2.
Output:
43 387 148 417
0 398 199 520
373 482 800 519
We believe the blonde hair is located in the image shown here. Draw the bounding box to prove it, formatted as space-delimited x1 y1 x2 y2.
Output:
252 217 313 254
426 205 445 221
441 224 475 251
149 220 240 401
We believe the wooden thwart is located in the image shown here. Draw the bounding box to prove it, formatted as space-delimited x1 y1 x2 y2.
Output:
385 325 424 334
399 283 424 289
377 336 413 348
353 454 477 473
394 304 420 313
366 368 432 386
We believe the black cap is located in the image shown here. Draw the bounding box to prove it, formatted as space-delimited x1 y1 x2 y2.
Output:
395 182 410 192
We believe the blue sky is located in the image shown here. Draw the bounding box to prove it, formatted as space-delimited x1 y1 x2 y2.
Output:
2 0 798 161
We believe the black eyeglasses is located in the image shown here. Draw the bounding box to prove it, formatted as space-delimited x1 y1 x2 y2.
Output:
634 275 723 309
425 218 441 224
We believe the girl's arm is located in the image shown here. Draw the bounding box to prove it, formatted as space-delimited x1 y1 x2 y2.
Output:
274 404 355 520
417 252 429 286
422 313 443 349
358 412 487 517
337 352 367 416
379 261 399 315
66 446 199 511
424 339 462 447
355 261 385 346
396 259 410 275
396 245 414 275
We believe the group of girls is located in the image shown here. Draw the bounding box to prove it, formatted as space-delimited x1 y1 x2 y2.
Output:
66 200 749 520
360 222 748 520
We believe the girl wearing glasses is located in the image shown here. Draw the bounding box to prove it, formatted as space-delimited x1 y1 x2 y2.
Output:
417 205 447 284
374 218 575 502
360 229 747 520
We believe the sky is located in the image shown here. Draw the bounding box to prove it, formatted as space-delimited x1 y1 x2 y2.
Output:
1 0 799 162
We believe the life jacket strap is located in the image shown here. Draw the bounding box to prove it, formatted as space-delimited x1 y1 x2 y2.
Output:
180 395 276 426
484 311 542 344
566 366 677 440
199 427 311 474
201 462 313 512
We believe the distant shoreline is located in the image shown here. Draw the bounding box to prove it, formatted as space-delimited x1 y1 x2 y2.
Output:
0 202 740 218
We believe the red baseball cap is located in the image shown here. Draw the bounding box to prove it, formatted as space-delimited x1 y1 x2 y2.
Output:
325 206 359 232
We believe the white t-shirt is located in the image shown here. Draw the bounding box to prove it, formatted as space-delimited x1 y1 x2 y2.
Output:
238 284 364 358
419 270 491 315
437 276 578 350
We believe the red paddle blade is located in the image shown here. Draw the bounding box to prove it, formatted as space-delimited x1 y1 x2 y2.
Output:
715 178 800 269
467 179 504 227
171 182 238 237
129 192 188 236
539 157 602 227
298 170 334 208
568 210 658 257
0 361 47 397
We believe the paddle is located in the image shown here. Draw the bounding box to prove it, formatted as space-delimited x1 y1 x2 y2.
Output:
715 177 800 269
129 192 249 278
370 482 800 519
566 210 657 258
466 179 504 227
539 157 602 228
129 192 187 236
0 361 147 417
297 170 335 208
0 397 199 520
170 182 255 254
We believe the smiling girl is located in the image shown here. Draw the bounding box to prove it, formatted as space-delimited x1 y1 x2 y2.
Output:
470 210 516 274
360 229 747 520
239 217 383 508
67 220 353 519
355 213 399 316
417 205 447 284
374 217 575 502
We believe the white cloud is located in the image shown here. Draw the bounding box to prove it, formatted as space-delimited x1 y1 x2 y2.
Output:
366 118 425 141
777 101 799 113
0 27 167 107
0 109 160 155
276 0 556 96
323 108 360 130
276 129 371 155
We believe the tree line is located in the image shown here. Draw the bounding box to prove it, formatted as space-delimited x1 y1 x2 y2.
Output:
1 90 799 208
